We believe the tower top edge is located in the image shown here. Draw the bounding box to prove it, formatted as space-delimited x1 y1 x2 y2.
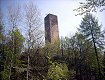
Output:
45 13 57 19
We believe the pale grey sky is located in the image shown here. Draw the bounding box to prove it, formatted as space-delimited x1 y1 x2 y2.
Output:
35 0 105 37
1 0 105 37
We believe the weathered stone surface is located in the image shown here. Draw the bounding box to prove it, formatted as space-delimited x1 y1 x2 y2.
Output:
44 14 59 44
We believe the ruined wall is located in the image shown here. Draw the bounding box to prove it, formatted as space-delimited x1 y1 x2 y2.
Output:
44 14 59 44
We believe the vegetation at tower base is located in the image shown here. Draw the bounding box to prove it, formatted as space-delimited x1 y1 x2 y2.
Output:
47 62 69 80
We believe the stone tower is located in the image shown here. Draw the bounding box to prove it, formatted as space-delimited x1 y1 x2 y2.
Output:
44 14 59 44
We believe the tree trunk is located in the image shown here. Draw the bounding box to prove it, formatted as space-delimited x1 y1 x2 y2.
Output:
91 28 102 80
27 55 29 80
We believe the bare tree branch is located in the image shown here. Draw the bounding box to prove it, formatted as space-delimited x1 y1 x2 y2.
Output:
74 0 105 15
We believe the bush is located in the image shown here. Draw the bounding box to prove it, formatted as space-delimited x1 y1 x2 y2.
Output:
47 62 68 80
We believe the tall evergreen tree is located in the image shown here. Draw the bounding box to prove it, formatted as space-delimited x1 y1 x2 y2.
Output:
78 13 105 80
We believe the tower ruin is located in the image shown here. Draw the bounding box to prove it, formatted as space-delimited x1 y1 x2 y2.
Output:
44 14 59 44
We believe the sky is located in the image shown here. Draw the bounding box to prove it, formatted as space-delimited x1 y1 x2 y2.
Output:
1 0 105 37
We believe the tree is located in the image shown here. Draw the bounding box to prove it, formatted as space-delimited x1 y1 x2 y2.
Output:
6 4 21 80
0 28 24 80
78 13 105 80
6 28 24 79
74 0 105 15
64 33 90 80
47 62 69 80
0 7 4 60
0 8 5 80
24 2 43 80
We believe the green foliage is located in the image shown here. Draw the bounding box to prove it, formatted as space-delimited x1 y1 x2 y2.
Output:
79 13 105 49
44 42 60 57
78 13 105 80
0 28 25 80
47 62 69 80
0 24 3 39
9 28 25 54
